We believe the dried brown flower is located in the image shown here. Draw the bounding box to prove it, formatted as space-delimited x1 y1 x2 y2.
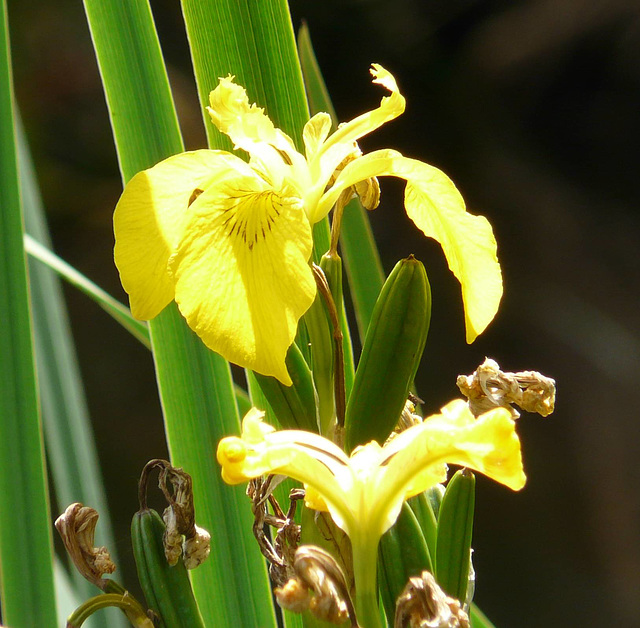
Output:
395 571 470 628
457 358 556 418
55 503 115 590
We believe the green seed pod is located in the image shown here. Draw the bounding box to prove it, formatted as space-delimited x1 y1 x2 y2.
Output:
435 469 476 605
344 256 431 452
131 508 205 628
426 483 446 520
378 503 433 625
253 341 319 431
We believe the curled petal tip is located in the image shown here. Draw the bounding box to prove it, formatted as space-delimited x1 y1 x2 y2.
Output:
369 63 400 94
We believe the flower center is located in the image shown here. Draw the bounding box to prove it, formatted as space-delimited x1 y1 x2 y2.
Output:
221 189 286 251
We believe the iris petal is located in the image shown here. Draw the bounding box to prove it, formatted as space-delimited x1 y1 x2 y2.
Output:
370 400 525 535
114 150 245 320
169 174 315 385
318 149 503 342
305 64 406 218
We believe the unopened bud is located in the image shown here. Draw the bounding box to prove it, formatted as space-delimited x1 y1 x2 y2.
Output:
55 503 115 590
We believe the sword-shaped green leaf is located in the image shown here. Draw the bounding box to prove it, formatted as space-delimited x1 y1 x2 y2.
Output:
0 2 57 623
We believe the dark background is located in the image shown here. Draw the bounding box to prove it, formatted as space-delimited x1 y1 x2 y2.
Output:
8 0 640 626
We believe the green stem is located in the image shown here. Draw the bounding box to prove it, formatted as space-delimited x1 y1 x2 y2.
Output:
66 593 153 627
352 536 384 628
312 264 345 430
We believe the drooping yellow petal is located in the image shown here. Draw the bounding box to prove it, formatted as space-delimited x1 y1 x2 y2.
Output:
368 400 524 536
114 150 242 320
318 149 503 341
168 171 315 385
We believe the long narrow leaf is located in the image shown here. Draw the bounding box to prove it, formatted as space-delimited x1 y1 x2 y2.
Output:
470 603 497 628
181 1 308 148
24 235 150 348
0 2 57 624
82 0 275 625
19 120 125 628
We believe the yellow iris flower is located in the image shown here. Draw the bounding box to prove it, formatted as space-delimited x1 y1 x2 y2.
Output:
217 400 524 626
217 399 525 547
114 65 502 385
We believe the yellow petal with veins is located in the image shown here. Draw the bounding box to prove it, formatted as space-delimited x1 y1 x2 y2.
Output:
169 175 315 385
114 150 243 320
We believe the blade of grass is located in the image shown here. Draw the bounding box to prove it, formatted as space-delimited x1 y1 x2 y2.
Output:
181 1 308 148
297 24 385 342
0 1 57 624
19 118 125 628
82 0 275 624
24 234 150 348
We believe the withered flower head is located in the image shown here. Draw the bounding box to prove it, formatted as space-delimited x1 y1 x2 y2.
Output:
328 138 381 211
275 546 359 627
159 463 211 569
394 571 470 628
55 503 115 590
182 525 211 570
457 358 556 419
139 459 211 569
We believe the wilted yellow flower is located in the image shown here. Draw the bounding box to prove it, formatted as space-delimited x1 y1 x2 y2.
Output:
114 65 502 384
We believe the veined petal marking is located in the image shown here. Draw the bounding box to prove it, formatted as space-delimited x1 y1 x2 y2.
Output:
170 179 315 384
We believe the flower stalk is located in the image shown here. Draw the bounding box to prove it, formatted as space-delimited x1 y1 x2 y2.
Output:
65 594 153 628
352 535 385 628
